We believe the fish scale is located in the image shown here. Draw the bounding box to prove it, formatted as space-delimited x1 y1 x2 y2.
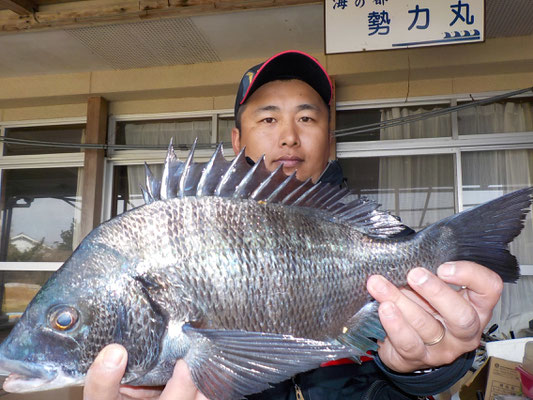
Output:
0 141 531 400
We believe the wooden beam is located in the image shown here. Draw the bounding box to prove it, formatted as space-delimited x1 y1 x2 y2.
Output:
0 0 320 34
80 96 107 240
0 0 37 15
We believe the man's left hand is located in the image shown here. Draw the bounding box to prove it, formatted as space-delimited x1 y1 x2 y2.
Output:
366 261 503 372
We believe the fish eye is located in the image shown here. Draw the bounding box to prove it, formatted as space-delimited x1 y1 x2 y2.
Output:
49 306 79 331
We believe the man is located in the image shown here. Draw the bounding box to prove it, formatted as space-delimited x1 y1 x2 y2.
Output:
84 51 503 399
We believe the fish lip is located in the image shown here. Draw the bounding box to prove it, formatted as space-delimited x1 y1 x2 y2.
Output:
0 358 57 382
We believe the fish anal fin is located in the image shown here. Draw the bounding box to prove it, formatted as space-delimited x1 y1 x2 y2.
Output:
183 325 358 400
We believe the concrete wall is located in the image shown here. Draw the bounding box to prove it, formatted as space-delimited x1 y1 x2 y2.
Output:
1 34 532 123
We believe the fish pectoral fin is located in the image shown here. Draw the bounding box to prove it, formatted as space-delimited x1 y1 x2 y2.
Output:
182 324 357 400
337 301 385 353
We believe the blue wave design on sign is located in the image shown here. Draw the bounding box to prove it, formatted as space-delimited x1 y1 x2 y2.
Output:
393 30 481 47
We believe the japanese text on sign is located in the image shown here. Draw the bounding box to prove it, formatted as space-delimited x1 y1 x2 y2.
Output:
325 0 484 54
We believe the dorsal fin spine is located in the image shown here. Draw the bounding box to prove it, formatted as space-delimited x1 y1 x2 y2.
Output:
250 164 285 201
305 184 337 209
197 143 226 197
281 178 313 205
161 138 178 200
291 183 323 207
233 156 266 199
215 148 247 196
178 138 198 197
265 173 298 203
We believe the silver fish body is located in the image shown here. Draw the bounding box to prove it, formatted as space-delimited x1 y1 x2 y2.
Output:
0 142 530 399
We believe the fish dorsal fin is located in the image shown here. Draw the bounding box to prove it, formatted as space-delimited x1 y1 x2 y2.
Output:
197 143 231 197
142 141 407 237
233 156 271 199
215 148 250 197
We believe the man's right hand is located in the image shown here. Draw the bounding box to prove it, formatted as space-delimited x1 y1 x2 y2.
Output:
83 344 208 400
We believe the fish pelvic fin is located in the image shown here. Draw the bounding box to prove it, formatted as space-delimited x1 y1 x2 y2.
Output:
142 141 407 238
420 187 533 283
182 324 358 400
336 301 385 355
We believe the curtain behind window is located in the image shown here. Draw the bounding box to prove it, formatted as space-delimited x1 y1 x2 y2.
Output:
122 120 211 209
378 107 453 229
380 105 533 337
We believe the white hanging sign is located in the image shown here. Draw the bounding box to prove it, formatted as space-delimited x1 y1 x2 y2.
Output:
325 0 484 54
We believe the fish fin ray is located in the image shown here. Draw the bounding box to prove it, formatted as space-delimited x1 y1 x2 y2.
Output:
197 143 231 196
183 325 357 400
337 302 385 354
420 186 533 282
215 148 250 197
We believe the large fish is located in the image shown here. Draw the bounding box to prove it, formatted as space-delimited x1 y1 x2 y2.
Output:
0 141 531 399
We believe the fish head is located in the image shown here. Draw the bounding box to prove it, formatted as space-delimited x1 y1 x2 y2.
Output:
0 241 164 393
0 270 95 392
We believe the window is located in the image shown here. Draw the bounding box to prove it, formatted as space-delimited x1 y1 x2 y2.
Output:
107 112 234 217
336 97 533 264
4 125 84 155
0 121 85 337
1 168 83 262
336 94 533 337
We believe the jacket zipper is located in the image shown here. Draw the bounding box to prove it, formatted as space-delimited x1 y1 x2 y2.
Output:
361 380 387 400
292 377 305 400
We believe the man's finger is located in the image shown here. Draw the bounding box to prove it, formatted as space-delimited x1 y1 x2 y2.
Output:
84 344 128 400
161 360 208 400
407 267 480 338
437 261 503 314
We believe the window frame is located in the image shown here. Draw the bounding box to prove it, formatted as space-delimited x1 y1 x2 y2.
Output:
336 90 533 274
0 117 86 273
103 109 234 220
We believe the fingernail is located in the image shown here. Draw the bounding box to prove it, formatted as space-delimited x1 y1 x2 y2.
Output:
380 302 395 319
409 268 429 286
102 346 124 368
439 262 456 277
369 276 388 294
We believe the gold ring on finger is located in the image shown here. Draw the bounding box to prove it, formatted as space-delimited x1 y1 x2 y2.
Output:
424 319 446 346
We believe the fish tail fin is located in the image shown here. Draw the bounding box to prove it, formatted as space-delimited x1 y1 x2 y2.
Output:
421 187 533 283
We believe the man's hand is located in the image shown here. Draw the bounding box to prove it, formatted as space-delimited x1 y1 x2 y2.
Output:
83 344 208 400
367 261 503 373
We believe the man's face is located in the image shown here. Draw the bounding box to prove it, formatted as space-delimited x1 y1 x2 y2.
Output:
232 79 332 183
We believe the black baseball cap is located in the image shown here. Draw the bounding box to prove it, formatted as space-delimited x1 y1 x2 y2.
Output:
234 50 332 117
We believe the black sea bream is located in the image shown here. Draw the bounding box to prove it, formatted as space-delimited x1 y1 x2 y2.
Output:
0 141 531 399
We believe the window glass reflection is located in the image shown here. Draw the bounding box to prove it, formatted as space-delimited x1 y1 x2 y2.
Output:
0 168 83 262
339 154 455 230
116 119 212 147
458 100 533 135
112 164 163 216
4 125 84 156
462 149 533 264
0 271 53 342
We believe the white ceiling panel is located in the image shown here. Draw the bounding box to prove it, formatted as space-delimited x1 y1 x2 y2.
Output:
0 1 530 78
192 4 323 61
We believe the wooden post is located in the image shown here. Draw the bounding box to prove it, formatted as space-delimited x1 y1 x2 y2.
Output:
80 96 108 240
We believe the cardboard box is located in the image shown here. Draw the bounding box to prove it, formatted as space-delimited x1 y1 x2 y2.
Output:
460 357 522 400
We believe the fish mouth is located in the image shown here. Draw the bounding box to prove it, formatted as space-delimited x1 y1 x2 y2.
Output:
0 359 71 393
